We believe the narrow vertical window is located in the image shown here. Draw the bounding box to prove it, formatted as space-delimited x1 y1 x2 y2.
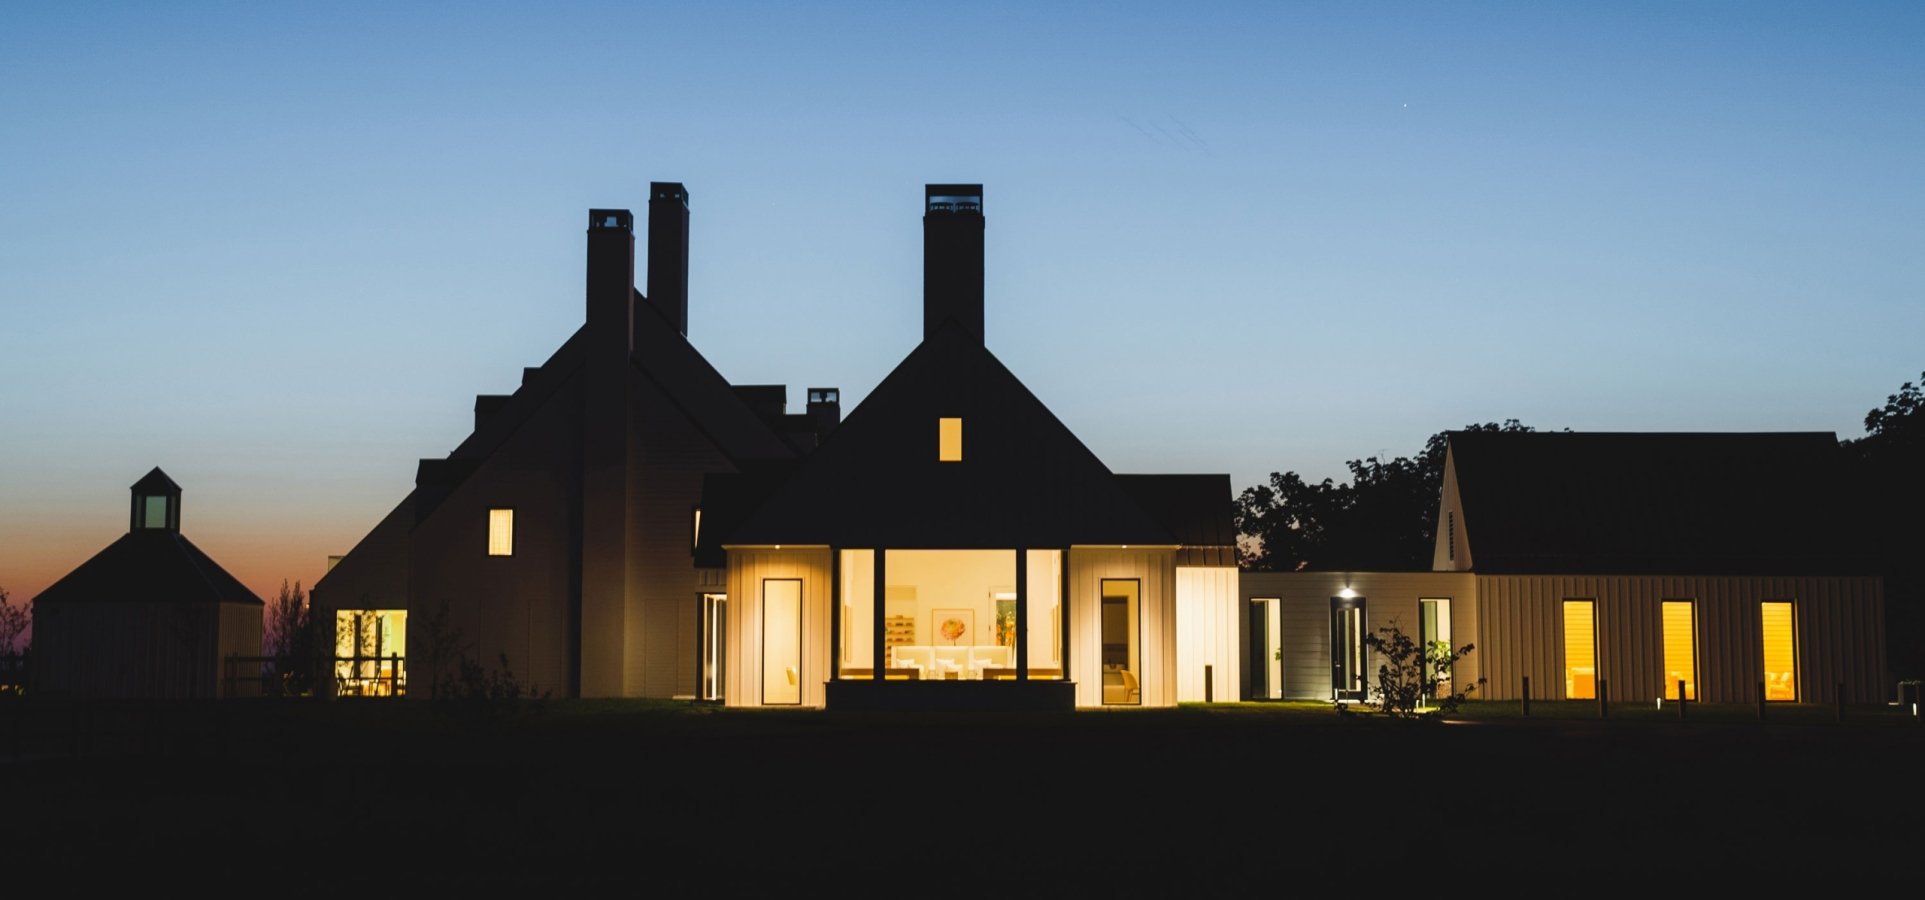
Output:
1562 600 1597 700
1761 601 1797 702
938 417 963 462
1661 600 1697 701
488 508 514 556
141 495 170 529
1446 511 1455 562
691 507 702 554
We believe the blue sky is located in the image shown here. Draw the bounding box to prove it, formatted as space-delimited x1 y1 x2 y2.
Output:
3 2 1921 601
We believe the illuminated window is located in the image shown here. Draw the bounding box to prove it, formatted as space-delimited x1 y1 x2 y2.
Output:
1563 600 1597 700
488 508 514 556
1661 600 1697 701
938 417 963 462
1420 598 1451 698
334 609 407 696
692 507 702 554
1762 601 1797 701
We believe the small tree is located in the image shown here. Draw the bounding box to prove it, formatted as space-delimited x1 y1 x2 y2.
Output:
1360 619 1477 719
264 579 323 696
409 597 467 700
0 587 27 696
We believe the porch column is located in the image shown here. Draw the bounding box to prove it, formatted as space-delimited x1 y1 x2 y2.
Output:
1015 548 1028 681
872 549 887 678
829 546 840 681
1060 547 1071 678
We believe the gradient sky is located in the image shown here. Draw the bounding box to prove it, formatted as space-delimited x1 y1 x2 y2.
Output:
3 2 1921 607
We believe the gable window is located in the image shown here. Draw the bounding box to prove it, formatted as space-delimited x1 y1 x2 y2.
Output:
938 417 963 462
488 508 514 556
692 506 702 554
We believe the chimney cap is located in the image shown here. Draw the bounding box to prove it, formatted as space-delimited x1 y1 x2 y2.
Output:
650 182 689 206
588 209 633 232
925 184 982 215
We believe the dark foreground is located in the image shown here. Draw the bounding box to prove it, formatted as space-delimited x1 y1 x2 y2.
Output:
3 698 1922 891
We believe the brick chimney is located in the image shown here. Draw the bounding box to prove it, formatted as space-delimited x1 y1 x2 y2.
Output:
647 182 690 338
923 184 984 342
586 208 636 352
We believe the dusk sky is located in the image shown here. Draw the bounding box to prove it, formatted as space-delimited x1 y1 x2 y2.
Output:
3 2 1921 607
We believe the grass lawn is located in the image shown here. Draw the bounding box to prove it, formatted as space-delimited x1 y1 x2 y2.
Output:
4 696 1922 891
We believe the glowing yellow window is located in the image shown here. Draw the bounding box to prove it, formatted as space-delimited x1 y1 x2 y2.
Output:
1662 600 1697 701
938 417 963 462
1563 600 1596 700
1762 601 1797 701
488 508 514 556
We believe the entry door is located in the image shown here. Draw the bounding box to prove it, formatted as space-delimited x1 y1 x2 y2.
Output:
1331 595 1367 702
1248 600 1270 700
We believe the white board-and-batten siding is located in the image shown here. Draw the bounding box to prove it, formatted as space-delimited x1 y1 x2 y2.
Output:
1069 548 1176 708
724 549 833 708
1175 566 1240 702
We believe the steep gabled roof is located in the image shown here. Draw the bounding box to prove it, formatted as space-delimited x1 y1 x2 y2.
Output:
413 294 798 524
1116 474 1238 566
723 322 1174 548
129 467 181 495
1446 431 1875 575
33 531 263 606
628 291 798 463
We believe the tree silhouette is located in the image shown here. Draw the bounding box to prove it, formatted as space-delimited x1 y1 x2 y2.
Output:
1236 420 1537 571
1841 371 1924 680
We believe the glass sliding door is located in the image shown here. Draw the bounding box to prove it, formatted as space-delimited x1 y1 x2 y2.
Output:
1761 601 1798 701
839 549 875 679
1562 600 1597 700
1023 550 1063 680
1419 598 1451 699
763 579 802 705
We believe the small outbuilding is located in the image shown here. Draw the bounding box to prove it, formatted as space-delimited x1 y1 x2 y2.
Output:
31 468 263 699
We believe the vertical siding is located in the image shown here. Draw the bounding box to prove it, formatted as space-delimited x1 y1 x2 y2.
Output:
1175 567 1240 702
724 549 833 708
32 601 248 699
626 371 741 699
1069 549 1176 708
1475 575 1885 703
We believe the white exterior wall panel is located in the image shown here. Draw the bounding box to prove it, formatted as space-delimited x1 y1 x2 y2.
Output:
1175 566 1240 702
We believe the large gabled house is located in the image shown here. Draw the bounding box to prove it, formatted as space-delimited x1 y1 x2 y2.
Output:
315 183 1240 708
1241 430 1887 706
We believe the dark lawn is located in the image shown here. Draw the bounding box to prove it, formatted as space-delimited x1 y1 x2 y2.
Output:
3 698 1921 891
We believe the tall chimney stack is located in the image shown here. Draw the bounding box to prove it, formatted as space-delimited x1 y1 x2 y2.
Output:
647 182 690 337
586 208 636 351
923 184 984 342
